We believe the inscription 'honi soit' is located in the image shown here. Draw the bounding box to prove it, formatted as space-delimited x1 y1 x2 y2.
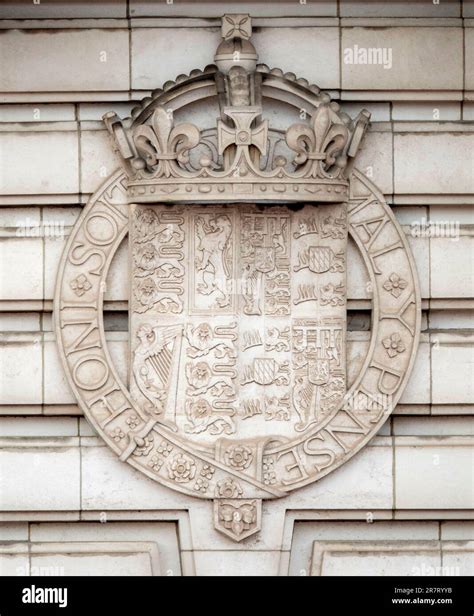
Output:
130 203 347 446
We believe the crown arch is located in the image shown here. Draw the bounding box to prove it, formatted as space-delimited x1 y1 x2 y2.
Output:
103 14 369 205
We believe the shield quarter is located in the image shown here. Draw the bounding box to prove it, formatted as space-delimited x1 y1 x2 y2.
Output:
308 246 332 273
308 357 331 386
254 246 275 273
253 358 277 385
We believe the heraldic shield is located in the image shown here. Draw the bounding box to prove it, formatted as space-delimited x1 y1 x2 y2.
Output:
54 15 421 542
130 203 348 443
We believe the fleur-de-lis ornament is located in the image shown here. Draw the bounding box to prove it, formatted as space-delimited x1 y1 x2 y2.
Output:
286 103 351 178
132 106 200 177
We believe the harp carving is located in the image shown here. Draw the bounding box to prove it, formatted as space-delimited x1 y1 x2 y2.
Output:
132 323 183 431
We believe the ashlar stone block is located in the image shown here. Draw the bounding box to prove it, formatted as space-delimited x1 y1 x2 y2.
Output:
395 439 474 509
0 29 129 93
0 336 42 405
0 445 80 510
0 130 79 196
431 236 474 298
394 133 474 196
342 27 463 92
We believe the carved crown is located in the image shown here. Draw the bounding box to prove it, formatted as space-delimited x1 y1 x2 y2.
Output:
104 14 370 203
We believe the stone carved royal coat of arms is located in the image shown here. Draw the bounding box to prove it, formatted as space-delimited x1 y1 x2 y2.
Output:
54 15 420 541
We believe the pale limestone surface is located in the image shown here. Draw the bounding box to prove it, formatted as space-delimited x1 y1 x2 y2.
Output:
443 545 474 577
0 446 81 510
0 237 43 299
131 26 341 90
394 133 474 196
252 28 340 88
392 102 462 121
0 130 79 196
354 130 393 195
395 440 474 509
341 27 463 91
0 0 128 18
398 340 430 405
32 550 158 576
0 337 42 405
129 1 337 18
432 339 474 404
131 28 222 90
0 6 472 575
43 340 77 405
311 543 441 576
80 129 123 194
29 521 182 575
0 29 129 93
465 27 474 92
0 104 76 122
393 416 474 436
431 237 474 298
340 0 461 17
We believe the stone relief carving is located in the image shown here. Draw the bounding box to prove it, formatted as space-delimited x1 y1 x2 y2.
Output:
131 323 183 427
129 201 347 450
214 499 260 542
55 166 420 541
193 213 233 310
54 14 421 542
132 206 185 314
103 15 369 205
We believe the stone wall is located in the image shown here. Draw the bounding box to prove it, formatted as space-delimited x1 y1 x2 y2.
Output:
0 0 473 576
